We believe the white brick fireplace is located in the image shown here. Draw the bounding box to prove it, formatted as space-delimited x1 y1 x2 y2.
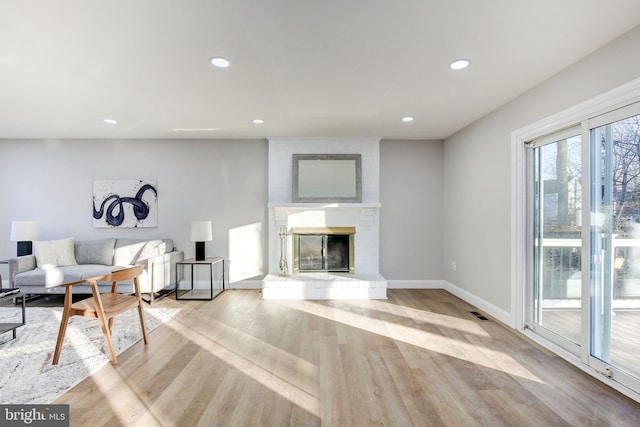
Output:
263 137 387 299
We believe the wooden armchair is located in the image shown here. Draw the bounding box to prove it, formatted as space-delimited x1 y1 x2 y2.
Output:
53 265 148 365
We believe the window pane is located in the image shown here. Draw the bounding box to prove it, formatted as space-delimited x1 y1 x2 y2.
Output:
532 135 582 345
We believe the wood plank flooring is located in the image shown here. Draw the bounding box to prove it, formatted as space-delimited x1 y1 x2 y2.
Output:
54 289 640 426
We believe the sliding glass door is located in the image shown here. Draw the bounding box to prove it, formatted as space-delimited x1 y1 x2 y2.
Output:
590 108 640 383
527 102 640 395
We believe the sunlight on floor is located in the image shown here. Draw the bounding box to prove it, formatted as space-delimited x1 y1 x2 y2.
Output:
86 294 546 425
361 299 492 337
162 314 321 418
52 308 182 427
277 299 545 384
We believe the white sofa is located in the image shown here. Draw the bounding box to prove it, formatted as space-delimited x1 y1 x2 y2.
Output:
8 237 184 303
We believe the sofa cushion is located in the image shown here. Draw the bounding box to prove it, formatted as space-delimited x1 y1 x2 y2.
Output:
75 238 116 265
33 237 78 268
113 239 147 266
15 264 119 288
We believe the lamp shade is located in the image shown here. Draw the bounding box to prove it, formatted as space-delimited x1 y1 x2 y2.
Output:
190 221 212 242
10 220 38 241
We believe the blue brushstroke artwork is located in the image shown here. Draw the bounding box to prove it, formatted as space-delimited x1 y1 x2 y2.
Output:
93 180 158 228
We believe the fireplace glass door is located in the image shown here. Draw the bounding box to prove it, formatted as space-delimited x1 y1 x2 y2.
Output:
298 234 350 272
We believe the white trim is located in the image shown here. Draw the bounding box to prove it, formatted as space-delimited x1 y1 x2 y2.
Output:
385 279 513 326
385 279 445 289
512 77 640 143
511 130 527 330
580 120 592 365
588 99 640 129
442 281 512 326
228 279 263 289
525 125 581 148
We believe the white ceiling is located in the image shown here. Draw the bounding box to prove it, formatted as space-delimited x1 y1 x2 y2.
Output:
2 0 640 140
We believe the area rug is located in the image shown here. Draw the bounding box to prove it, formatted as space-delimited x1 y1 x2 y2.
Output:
0 305 179 404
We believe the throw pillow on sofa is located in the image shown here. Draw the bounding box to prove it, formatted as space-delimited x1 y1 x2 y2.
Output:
33 237 78 268
75 238 116 265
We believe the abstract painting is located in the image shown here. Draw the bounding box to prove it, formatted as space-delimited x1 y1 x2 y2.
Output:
93 180 158 228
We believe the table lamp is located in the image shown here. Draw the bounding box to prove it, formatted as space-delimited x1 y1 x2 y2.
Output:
190 220 212 261
10 220 38 256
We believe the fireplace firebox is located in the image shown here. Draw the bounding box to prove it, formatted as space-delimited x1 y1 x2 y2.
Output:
293 227 355 273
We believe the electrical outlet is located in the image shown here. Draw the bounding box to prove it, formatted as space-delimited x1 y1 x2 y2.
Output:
450 261 457 271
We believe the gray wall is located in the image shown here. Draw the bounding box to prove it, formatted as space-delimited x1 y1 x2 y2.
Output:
443 25 640 312
0 138 443 285
380 139 443 280
0 139 269 284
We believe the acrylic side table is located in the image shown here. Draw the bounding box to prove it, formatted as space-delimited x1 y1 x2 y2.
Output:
176 257 225 300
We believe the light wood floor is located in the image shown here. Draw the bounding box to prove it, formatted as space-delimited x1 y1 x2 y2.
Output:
53 289 640 426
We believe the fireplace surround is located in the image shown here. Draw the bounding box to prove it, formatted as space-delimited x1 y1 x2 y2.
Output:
263 137 387 300
268 203 381 275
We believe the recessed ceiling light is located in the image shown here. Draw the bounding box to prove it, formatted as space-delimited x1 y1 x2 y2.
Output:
210 57 230 68
402 116 414 122
103 118 117 124
449 59 470 70
252 118 265 124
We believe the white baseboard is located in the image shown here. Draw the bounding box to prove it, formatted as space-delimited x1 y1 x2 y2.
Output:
441 280 512 326
228 279 263 290
386 279 446 289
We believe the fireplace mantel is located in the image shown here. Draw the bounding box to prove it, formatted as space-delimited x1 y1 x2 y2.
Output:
269 203 381 226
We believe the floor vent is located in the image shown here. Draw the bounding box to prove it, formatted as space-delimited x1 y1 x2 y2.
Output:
469 311 490 321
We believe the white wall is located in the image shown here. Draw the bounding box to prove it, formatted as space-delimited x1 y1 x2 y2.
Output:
443 25 640 313
267 137 380 204
0 139 268 284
